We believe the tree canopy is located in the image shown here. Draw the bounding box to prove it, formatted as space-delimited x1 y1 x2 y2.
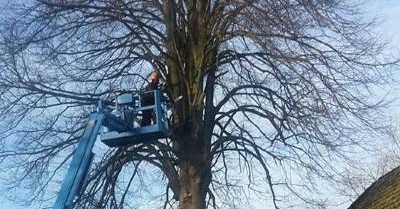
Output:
0 0 396 208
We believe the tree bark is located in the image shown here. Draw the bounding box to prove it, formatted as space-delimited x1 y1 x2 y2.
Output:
163 0 214 208
176 132 211 209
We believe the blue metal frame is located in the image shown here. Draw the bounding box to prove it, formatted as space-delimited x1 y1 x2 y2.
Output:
53 90 169 209
101 90 169 147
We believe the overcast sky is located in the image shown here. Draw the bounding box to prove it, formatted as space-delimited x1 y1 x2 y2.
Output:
380 1 400 47
0 1 400 209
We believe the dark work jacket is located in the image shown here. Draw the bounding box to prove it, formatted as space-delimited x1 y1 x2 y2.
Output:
141 81 159 126
142 81 159 106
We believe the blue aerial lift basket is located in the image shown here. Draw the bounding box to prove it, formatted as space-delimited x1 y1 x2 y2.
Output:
100 89 169 146
53 89 169 209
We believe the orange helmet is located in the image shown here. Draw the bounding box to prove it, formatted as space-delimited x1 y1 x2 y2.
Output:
150 71 160 81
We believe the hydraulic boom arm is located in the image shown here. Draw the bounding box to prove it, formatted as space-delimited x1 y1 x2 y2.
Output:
53 111 126 209
53 90 169 209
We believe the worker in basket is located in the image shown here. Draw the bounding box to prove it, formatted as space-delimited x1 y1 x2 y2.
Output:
141 71 161 126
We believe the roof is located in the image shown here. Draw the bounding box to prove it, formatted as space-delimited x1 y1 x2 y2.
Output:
348 166 400 209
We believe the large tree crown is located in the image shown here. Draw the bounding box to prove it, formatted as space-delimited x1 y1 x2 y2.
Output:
0 0 395 209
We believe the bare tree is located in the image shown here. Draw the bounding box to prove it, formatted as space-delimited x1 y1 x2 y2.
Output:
0 0 396 209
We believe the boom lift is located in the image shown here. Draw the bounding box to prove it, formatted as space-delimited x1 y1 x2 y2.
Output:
53 90 169 209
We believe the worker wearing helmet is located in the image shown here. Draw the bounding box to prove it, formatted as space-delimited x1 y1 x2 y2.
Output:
141 71 161 126
149 71 160 83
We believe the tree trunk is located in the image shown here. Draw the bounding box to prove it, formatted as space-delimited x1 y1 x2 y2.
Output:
163 1 213 208
177 136 211 209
